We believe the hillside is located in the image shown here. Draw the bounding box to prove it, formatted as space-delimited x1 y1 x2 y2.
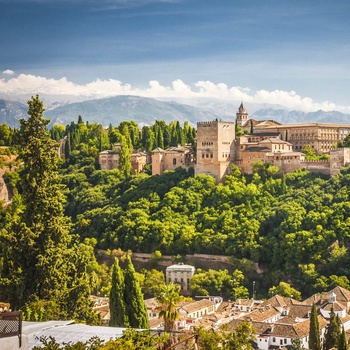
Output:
251 108 350 124
0 99 28 128
44 95 221 127
1 95 350 128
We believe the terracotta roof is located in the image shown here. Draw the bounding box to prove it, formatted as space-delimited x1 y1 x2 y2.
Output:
242 306 280 322
261 295 299 309
260 138 292 145
149 317 164 329
180 299 215 314
235 299 255 307
152 147 165 153
259 123 350 129
230 315 327 339
321 301 346 311
145 298 159 312
242 146 271 152
329 286 350 302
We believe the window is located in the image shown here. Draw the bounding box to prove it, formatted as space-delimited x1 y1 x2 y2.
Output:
173 158 176 165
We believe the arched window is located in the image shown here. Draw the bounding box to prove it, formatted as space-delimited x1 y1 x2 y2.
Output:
173 158 176 165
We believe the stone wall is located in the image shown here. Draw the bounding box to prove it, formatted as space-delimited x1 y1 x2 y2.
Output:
0 170 11 203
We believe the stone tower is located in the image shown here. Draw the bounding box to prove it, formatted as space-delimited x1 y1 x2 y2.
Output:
236 102 248 127
195 120 236 182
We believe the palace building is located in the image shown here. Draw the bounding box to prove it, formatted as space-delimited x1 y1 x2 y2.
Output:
99 103 350 182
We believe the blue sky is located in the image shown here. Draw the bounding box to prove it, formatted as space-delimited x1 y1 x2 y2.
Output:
1 0 350 112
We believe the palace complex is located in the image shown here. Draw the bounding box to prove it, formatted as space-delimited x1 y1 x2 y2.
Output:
98 103 350 182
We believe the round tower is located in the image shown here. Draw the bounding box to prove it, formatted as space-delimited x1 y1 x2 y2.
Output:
236 102 248 127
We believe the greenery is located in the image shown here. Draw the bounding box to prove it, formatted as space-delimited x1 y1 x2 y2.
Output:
309 303 321 350
156 283 184 333
2 96 350 321
338 326 348 350
190 268 248 300
268 282 302 301
301 145 330 160
0 96 98 323
123 255 149 329
109 258 128 327
197 321 255 350
323 306 341 350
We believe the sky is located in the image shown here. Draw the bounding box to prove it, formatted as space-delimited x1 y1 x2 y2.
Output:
1 0 350 112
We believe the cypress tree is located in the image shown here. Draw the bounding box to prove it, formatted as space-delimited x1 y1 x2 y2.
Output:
124 255 149 329
0 95 95 322
64 132 71 159
309 303 321 350
109 258 128 327
323 306 341 350
118 134 131 177
338 326 348 350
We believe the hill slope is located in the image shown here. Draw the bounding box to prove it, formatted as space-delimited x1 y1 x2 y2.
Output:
0 100 28 128
44 95 222 127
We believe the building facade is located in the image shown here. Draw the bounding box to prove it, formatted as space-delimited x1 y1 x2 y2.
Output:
195 121 236 182
98 143 150 173
165 263 195 292
151 145 195 176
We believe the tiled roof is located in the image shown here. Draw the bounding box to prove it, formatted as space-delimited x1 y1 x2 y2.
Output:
330 286 350 302
235 298 255 307
261 295 299 308
260 138 292 145
180 299 215 314
242 306 280 322
321 301 346 311
242 146 271 152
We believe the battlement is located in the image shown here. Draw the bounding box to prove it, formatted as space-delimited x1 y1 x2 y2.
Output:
300 160 330 164
197 121 218 127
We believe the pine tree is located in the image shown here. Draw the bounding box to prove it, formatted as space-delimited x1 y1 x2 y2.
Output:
109 258 128 327
338 326 348 350
124 255 149 329
323 307 341 350
309 303 321 350
0 95 95 322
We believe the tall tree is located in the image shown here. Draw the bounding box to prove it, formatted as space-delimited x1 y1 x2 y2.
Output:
109 258 129 327
118 134 132 177
323 306 341 350
0 95 95 322
124 255 149 328
309 303 321 350
338 326 348 350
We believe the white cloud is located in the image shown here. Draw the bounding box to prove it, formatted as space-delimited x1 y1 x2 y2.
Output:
2 69 14 75
0 73 348 113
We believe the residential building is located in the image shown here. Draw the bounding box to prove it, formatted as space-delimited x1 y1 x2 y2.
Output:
165 263 195 292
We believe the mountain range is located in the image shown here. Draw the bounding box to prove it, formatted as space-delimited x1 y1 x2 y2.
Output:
1 95 350 128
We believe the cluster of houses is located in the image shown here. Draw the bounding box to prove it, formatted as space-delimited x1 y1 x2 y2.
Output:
90 284 350 349
88 263 350 349
2 279 350 349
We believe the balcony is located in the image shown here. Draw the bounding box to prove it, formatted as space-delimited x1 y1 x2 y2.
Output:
0 311 24 349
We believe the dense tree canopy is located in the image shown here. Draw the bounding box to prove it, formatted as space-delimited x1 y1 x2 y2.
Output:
2 107 350 300
0 96 98 323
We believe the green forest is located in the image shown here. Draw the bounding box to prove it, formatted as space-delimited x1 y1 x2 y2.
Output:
1 96 350 320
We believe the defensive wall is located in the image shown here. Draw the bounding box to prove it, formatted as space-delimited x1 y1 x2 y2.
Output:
96 250 263 274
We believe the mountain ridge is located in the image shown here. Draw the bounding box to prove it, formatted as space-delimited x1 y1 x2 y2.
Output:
1 95 350 128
